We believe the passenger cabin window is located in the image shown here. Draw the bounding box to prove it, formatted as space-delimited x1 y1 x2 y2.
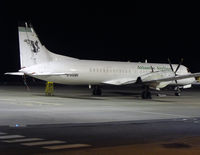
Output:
89 68 132 74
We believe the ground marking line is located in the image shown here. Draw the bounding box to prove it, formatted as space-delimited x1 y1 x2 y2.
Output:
0 132 6 135
3 138 44 143
43 144 91 150
21 140 66 146
135 110 189 118
0 135 25 139
0 99 16 101
23 100 62 106
0 99 62 106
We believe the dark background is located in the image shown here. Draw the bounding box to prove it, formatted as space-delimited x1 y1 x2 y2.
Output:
1 1 200 83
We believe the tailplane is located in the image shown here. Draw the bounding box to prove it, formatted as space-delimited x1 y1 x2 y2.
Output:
18 23 51 68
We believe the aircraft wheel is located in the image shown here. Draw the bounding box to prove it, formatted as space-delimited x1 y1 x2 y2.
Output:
147 91 152 99
175 92 181 96
174 87 181 96
92 86 102 96
141 86 152 99
142 91 152 99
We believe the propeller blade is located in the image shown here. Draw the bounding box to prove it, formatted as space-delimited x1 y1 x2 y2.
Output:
168 58 178 84
174 58 184 74
168 58 175 72
168 58 183 94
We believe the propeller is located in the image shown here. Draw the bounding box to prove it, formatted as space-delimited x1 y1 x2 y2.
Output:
174 58 184 74
168 58 184 84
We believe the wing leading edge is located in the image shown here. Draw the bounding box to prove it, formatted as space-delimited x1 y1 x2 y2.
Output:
141 72 200 84
103 72 200 86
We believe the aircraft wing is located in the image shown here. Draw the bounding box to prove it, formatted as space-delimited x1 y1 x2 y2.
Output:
102 78 137 85
103 72 200 86
141 72 200 84
5 72 24 76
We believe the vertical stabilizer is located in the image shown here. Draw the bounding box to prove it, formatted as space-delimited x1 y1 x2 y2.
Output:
18 24 51 68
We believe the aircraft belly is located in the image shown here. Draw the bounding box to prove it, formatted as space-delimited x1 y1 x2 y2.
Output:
33 74 107 85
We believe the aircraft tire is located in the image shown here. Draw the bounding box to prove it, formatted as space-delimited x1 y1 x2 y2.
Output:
142 91 152 99
92 86 102 96
175 92 181 96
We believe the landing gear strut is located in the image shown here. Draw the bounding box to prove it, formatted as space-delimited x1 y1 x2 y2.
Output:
175 87 181 96
92 85 102 96
141 86 152 99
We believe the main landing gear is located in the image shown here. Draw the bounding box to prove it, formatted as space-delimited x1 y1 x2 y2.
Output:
141 86 152 99
175 87 181 96
92 85 102 96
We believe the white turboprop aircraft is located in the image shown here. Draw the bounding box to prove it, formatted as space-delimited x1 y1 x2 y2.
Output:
5 24 200 99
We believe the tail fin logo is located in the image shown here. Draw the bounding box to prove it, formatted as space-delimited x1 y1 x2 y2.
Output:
24 39 40 53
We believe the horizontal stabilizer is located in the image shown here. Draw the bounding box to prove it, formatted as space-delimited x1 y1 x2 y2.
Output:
6 70 78 77
5 72 24 76
5 72 71 76
24 72 77 76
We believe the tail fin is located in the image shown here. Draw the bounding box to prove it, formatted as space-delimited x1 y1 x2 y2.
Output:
18 23 51 68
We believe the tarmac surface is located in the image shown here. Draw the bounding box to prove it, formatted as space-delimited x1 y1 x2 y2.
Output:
0 85 200 154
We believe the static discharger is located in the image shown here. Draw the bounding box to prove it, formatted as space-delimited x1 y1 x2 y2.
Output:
45 82 54 96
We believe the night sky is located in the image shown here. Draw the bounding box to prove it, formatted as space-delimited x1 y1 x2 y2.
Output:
1 1 200 83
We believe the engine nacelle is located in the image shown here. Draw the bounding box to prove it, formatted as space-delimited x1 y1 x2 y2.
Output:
140 70 174 90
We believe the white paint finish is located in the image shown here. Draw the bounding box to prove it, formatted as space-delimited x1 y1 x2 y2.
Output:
21 60 194 87
43 144 91 150
13 25 199 90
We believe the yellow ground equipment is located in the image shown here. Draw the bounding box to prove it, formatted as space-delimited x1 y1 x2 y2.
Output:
45 82 54 96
